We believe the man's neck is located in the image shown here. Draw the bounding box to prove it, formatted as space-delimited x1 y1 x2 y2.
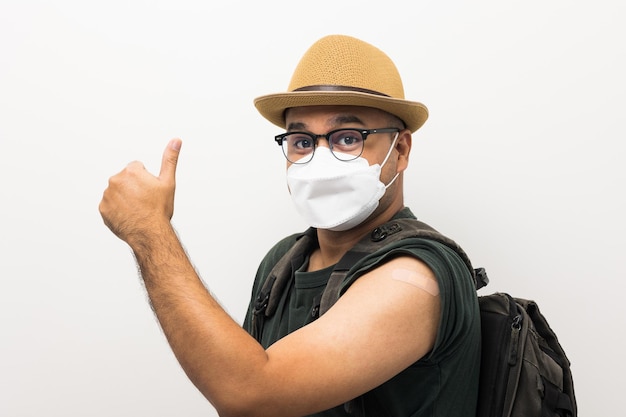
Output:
308 203 406 271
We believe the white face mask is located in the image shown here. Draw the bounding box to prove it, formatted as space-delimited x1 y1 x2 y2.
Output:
286 133 399 231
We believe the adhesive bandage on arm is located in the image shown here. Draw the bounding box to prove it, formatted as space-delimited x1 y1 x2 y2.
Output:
391 268 440 296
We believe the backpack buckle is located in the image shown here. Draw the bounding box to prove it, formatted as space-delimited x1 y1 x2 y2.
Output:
371 222 403 242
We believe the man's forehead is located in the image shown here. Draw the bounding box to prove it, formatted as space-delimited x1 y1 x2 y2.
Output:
285 105 388 129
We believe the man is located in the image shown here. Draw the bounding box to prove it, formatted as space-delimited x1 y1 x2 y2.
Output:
100 34 480 417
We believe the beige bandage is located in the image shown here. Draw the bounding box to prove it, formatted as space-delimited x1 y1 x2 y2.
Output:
391 268 440 296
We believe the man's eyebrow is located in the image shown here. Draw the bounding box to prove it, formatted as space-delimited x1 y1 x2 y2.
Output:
286 122 307 131
286 115 366 132
330 114 365 126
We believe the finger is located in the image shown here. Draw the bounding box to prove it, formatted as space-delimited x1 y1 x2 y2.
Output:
126 160 146 171
159 138 182 181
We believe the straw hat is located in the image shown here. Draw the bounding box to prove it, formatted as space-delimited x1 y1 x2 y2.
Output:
254 35 428 132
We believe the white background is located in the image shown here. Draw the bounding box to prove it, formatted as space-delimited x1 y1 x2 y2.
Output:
1 1 624 416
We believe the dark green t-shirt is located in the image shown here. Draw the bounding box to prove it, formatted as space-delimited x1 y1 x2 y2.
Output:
243 208 480 417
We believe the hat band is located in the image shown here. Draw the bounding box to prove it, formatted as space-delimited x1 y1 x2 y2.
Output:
293 85 391 97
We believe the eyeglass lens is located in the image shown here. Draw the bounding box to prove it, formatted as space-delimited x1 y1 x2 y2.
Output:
281 129 365 163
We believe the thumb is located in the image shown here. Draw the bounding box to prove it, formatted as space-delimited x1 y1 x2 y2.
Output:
159 138 182 181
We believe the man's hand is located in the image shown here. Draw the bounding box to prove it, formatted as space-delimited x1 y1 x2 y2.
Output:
99 138 182 244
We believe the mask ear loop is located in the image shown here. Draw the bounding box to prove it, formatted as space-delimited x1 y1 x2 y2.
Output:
380 132 400 189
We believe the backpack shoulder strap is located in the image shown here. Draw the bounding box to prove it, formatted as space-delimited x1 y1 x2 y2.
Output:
320 217 488 315
250 227 317 341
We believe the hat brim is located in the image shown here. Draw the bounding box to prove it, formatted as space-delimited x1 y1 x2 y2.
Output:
254 91 428 133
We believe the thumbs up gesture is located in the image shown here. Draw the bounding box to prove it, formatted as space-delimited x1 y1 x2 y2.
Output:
99 139 182 244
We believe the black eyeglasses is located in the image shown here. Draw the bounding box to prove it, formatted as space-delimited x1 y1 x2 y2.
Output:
274 127 400 164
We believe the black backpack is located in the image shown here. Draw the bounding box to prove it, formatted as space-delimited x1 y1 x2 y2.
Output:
251 218 577 417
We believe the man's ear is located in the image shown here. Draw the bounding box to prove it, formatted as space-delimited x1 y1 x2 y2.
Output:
395 130 412 172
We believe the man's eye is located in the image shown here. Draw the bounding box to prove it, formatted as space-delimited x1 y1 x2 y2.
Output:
332 131 363 148
337 135 358 146
290 135 314 150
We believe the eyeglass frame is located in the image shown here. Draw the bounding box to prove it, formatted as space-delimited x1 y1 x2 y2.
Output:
274 127 401 164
